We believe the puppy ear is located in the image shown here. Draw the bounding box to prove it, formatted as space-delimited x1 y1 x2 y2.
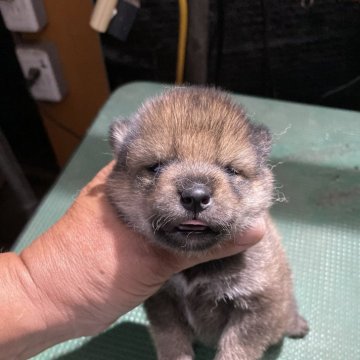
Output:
109 117 131 155
250 123 272 162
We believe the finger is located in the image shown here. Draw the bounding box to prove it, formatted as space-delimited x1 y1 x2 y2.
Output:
93 161 116 183
234 217 266 248
80 161 115 197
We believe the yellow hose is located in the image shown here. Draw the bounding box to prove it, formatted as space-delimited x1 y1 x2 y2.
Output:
176 0 188 84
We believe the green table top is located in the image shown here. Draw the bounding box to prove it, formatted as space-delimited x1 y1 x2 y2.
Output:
14 82 360 360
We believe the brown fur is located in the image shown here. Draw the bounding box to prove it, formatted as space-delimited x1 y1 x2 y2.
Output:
106 87 308 360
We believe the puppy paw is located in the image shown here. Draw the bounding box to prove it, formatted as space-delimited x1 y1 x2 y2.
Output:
215 347 260 360
158 355 193 360
286 314 309 339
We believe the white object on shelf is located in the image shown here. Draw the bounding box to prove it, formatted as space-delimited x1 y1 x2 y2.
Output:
0 0 47 32
16 43 67 102
90 0 118 33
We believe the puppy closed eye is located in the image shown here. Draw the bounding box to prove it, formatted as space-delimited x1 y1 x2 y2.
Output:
146 163 164 174
224 166 247 178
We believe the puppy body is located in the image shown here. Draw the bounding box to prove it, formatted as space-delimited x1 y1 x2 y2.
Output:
107 88 308 360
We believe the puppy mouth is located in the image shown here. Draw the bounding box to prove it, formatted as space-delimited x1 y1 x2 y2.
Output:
155 219 224 251
175 220 212 234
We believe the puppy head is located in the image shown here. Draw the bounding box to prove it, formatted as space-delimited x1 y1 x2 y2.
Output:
107 87 273 252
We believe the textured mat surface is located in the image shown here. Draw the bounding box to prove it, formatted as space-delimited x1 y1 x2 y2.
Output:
14 82 360 359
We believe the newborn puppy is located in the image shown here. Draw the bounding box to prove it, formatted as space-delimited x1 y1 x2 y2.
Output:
106 87 308 360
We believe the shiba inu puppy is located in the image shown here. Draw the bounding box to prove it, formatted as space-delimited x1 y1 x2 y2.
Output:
106 87 308 360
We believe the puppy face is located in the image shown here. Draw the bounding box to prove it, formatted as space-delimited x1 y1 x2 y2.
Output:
107 87 273 252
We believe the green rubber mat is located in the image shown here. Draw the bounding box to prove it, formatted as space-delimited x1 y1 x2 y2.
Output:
13 82 360 359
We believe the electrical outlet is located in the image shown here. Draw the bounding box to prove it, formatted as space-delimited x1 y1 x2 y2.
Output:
0 0 47 32
16 43 67 102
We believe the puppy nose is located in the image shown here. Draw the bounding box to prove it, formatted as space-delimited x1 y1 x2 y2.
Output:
180 185 212 213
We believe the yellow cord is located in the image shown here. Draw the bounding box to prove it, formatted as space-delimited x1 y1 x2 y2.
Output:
176 0 188 84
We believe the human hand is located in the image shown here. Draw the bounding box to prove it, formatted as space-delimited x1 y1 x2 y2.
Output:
14 162 265 358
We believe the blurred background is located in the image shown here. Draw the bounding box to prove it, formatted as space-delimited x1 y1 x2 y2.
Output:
1 0 359 250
